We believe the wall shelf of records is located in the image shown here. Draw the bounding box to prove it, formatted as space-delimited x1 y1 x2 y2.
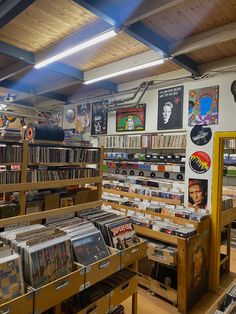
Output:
102 202 210 314
97 132 187 150
0 139 146 314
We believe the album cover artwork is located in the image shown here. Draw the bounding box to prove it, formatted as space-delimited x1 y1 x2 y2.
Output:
188 179 208 211
77 103 91 131
188 86 219 126
157 86 183 130
116 104 146 132
72 231 110 266
91 100 108 135
190 125 212 146
189 151 211 174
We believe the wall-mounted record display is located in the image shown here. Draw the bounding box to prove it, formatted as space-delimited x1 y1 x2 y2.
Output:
189 151 211 174
190 125 212 146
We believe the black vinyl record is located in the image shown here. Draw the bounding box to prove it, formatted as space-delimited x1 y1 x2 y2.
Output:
190 125 212 146
130 170 134 175
164 172 170 179
150 172 156 178
139 171 144 176
122 170 127 175
115 169 120 174
177 173 183 181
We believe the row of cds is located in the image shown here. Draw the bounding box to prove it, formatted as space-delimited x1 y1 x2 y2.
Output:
151 133 187 149
0 129 22 142
215 281 236 313
28 146 99 164
0 144 22 163
100 135 141 149
0 167 98 184
26 168 98 182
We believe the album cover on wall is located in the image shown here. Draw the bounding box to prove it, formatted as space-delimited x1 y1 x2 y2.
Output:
188 179 208 211
116 104 146 132
77 103 91 131
91 100 108 135
157 86 183 130
188 85 219 126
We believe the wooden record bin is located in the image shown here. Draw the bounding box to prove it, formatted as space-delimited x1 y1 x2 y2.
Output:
0 140 146 314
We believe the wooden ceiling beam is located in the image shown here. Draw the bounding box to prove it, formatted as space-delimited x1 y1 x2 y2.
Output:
198 56 236 74
0 0 36 28
0 61 32 82
170 22 236 56
125 0 185 26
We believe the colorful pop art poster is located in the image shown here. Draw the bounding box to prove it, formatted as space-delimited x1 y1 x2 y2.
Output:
188 86 219 126
116 104 146 132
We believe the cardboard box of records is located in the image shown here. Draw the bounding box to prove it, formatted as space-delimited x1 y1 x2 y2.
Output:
147 242 177 267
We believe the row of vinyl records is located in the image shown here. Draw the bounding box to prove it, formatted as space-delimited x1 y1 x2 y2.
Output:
99 133 187 149
0 145 100 164
0 210 138 304
0 168 98 184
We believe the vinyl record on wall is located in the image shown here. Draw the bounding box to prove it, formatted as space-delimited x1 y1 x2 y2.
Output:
189 151 211 174
190 125 212 146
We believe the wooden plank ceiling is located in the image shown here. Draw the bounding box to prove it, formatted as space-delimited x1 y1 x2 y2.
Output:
143 0 236 42
0 0 98 52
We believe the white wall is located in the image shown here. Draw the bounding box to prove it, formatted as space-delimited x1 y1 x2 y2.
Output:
64 71 236 212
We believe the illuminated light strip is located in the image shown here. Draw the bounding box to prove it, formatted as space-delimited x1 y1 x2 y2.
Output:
35 30 117 69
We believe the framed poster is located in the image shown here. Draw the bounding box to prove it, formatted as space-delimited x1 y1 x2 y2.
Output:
116 104 146 132
188 178 208 211
77 103 91 132
91 100 108 135
188 85 219 126
157 86 183 130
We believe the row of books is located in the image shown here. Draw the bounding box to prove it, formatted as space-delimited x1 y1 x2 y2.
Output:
28 146 99 164
26 168 98 182
224 139 236 150
0 144 22 163
105 151 185 163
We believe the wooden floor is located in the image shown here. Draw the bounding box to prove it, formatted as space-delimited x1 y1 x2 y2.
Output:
123 247 236 314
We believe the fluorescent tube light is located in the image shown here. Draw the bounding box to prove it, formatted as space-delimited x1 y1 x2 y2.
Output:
84 58 165 85
34 29 117 69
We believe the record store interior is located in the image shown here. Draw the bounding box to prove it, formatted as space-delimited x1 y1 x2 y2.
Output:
0 1 236 314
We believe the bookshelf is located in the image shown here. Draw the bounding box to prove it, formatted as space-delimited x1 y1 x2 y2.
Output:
0 139 146 314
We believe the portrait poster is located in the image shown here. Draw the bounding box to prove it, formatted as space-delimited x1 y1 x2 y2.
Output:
91 100 108 135
77 103 91 132
157 86 183 130
116 104 146 132
188 85 219 126
188 178 208 211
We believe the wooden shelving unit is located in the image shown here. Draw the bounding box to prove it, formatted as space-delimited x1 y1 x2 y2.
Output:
0 140 146 314
103 188 183 205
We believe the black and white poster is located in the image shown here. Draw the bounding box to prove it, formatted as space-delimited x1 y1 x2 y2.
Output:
91 100 108 135
157 86 183 130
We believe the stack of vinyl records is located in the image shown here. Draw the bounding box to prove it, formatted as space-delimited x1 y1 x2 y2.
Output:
0 225 73 289
78 209 139 250
49 218 110 266
0 244 24 304
0 128 22 142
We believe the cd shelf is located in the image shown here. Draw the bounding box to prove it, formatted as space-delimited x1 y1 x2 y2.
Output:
0 140 145 314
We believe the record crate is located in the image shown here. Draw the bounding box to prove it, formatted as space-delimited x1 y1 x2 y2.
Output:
0 287 33 314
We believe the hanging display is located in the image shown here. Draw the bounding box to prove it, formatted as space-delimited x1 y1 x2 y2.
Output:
91 100 108 135
188 178 208 211
66 109 76 123
116 104 146 132
77 103 91 132
26 124 65 142
188 85 219 126
189 151 211 174
157 86 183 130
190 125 212 146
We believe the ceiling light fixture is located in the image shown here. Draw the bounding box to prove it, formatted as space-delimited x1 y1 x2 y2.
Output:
84 58 165 85
34 29 117 69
